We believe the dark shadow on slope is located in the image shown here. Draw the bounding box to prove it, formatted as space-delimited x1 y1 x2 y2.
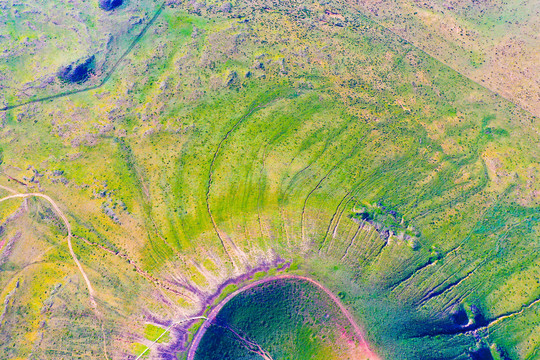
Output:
57 56 95 84
99 0 123 11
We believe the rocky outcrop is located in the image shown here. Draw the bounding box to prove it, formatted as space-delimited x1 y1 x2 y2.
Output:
98 0 122 11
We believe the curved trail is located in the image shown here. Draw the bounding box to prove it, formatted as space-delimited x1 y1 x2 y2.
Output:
186 274 380 360
0 190 97 310
134 316 208 360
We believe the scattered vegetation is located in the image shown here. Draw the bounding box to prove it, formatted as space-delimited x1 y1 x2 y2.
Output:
0 0 537 359
195 279 355 359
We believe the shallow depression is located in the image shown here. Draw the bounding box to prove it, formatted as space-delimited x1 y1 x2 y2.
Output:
187 275 378 360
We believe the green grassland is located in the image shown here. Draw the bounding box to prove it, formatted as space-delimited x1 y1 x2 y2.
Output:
144 323 170 343
0 0 538 359
0 0 163 106
195 278 362 360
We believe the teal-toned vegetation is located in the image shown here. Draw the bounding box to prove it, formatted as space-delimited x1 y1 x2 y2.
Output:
195 279 356 359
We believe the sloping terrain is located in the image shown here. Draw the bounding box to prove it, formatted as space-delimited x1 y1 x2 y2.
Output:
0 0 539 359
350 0 540 116
193 277 377 360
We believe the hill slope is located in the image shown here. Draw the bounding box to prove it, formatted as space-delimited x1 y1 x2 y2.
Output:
0 0 539 359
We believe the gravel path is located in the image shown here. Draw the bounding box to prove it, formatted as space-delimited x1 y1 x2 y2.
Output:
0 188 97 311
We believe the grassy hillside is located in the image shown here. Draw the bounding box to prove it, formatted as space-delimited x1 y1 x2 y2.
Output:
0 0 538 359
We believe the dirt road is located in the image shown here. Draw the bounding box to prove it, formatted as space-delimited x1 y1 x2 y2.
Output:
186 274 380 360
0 189 97 310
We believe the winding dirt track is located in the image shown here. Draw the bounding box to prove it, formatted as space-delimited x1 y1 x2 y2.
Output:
0 188 97 310
187 274 380 360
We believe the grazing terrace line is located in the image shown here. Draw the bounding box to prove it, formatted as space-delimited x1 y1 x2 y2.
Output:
205 96 285 268
340 223 363 261
312 134 369 254
76 235 199 301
